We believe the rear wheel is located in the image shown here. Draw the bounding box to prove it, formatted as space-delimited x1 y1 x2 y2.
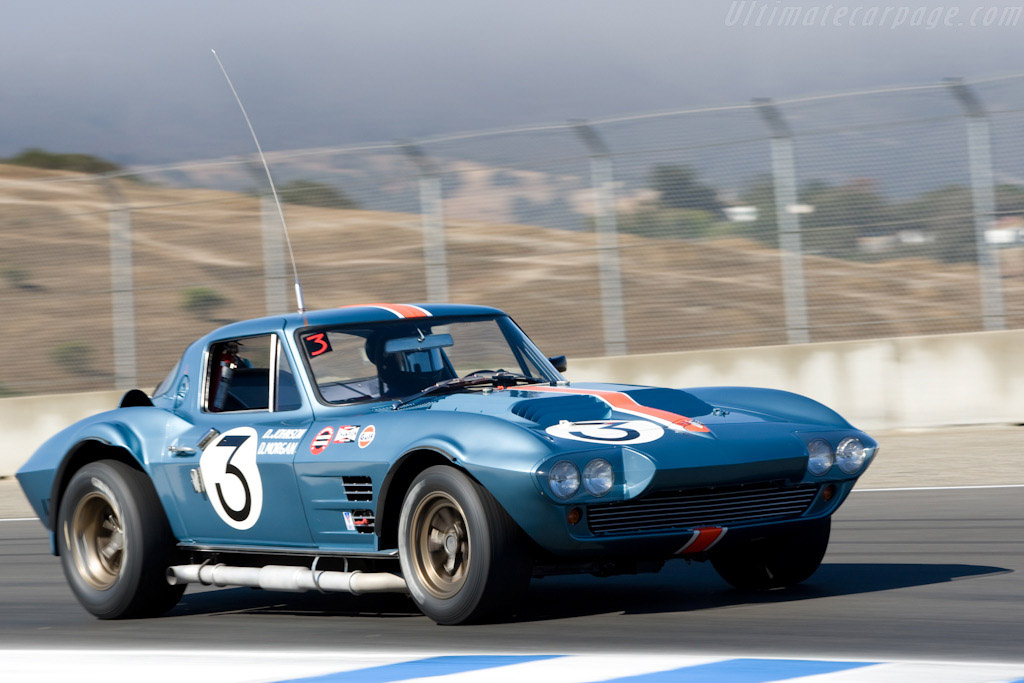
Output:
398 466 531 624
710 517 830 591
57 460 184 618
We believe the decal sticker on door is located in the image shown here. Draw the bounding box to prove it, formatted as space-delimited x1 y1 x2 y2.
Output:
198 426 264 530
545 419 664 445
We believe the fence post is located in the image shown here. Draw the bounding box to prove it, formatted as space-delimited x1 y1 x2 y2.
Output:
573 120 627 356
245 161 290 315
101 177 137 389
755 99 810 345
946 78 1005 331
401 143 450 303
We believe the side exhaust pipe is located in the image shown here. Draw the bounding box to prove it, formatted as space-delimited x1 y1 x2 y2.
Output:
167 563 408 595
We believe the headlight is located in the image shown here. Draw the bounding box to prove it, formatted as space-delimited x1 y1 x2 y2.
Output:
806 438 833 476
836 437 868 474
582 458 614 496
548 460 580 499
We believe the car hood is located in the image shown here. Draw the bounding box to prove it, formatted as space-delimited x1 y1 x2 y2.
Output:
398 382 846 488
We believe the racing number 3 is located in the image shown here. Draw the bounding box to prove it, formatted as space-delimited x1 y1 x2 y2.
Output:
214 434 251 522
304 332 332 357
198 426 264 530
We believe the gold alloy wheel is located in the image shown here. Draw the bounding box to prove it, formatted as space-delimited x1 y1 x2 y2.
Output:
409 492 471 599
69 491 125 590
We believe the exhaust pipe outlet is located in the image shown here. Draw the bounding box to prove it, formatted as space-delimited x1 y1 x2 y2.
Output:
166 563 408 595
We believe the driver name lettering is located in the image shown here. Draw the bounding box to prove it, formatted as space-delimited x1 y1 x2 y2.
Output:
257 440 299 455
263 428 306 440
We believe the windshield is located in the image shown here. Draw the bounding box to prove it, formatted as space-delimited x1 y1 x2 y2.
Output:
299 315 560 405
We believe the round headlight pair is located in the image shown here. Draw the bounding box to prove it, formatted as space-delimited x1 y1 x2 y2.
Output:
548 458 614 498
806 437 870 475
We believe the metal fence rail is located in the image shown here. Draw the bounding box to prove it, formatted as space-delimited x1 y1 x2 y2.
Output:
3 73 1024 396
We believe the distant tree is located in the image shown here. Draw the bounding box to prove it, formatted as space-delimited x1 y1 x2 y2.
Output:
996 184 1024 216
892 186 975 263
278 180 359 209
800 181 891 257
648 165 724 218
4 148 121 174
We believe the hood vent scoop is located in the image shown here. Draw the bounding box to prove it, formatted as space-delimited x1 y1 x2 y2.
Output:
511 395 611 427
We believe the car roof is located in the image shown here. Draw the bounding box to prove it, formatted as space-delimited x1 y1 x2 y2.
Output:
198 303 508 343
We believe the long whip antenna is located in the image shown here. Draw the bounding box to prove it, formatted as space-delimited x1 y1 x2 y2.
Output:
211 49 306 313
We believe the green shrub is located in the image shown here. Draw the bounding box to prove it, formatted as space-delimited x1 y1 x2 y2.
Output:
50 341 93 375
181 287 228 319
4 148 121 174
1 266 30 289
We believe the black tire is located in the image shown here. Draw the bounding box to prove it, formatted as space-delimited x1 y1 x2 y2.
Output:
710 517 831 591
56 459 185 619
398 465 532 625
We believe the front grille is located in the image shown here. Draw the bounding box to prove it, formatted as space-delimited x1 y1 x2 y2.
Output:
342 476 373 501
587 483 818 536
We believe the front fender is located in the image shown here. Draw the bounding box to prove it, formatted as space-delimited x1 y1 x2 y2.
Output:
686 386 854 429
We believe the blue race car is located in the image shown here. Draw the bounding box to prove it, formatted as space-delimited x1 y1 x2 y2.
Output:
17 303 877 624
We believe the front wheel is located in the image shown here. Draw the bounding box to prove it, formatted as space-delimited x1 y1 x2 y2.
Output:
57 459 184 618
398 466 531 624
710 517 831 591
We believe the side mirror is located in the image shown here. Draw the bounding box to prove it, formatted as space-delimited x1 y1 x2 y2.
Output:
548 355 568 373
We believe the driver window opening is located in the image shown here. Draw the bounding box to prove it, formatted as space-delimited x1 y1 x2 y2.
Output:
205 335 300 412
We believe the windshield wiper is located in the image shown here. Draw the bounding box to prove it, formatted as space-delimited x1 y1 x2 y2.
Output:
392 371 545 409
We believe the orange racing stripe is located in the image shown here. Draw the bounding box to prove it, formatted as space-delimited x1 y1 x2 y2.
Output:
513 385 710 432
338 303 431 319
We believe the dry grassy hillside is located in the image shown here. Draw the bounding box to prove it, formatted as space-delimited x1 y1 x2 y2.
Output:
1 163 1021 395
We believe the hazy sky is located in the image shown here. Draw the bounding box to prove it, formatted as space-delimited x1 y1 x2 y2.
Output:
0 0 1020 164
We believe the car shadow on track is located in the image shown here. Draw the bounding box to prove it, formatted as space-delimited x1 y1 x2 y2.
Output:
168 560 1010 623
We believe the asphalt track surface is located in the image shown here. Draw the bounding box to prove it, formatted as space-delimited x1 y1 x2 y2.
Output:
1 488 1021 663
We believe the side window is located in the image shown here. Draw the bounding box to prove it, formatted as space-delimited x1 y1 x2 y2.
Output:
205 335 303 413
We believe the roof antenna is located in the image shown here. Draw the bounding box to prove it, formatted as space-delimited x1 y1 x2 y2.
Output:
211 49 306 314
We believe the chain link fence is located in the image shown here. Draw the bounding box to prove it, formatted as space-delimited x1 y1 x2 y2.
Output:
3 74 1024 397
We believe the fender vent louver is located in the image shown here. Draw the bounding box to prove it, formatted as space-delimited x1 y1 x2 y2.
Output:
352 510 375 533
342 476 373 501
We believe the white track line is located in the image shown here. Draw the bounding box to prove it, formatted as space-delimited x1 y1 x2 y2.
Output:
855 484 1024 492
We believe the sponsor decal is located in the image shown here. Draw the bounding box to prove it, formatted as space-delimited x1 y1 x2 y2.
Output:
310 426 334 455
358 425 376 449
342 511 356 531
303 332 333 357
333 425 360 444
199 426 264 530
546 419 665 445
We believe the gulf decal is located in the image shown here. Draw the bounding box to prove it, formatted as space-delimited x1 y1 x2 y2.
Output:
338 303 431 319
675 526 727 554
310 426 334 455
513 385 710 433
358 425 376 449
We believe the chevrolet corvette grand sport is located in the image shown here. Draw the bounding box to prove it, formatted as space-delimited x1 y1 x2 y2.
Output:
17 303 876 624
